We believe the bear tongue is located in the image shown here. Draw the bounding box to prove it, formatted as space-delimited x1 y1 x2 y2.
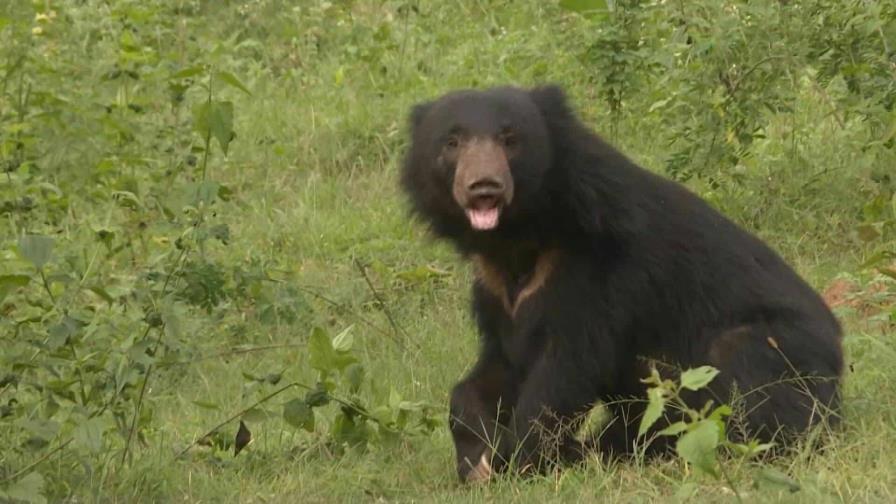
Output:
466 207 499 230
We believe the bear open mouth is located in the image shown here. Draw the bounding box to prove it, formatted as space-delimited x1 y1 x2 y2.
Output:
466 197 501 230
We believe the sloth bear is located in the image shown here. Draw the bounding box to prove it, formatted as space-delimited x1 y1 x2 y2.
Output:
400 85 843 482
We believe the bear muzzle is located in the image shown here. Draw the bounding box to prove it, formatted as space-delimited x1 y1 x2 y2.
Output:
452 138 515 231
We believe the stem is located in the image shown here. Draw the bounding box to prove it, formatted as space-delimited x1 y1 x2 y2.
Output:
68 341 88 404
1 438 72 484
200 73 212 181
119 326 157 468
291 284 394 341
353 259 407 348
120 248 188 468
176 382 298 459
177 381 388 459
729 56 783 97
38 268 56 304
717 458 743 503
200 127 211 181
158 344 304 367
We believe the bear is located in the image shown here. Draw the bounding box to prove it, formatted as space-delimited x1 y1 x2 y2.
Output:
400 85 843 482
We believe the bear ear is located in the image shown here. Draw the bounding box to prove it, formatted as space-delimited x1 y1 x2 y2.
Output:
410 101 434 130
529 85 570 118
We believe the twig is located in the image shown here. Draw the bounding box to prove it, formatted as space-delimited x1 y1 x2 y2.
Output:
120 326 158 468
717 458 744 504
811 81 846 130
878 26 891 56
120 248 187 468
38 269 55 304
176 381 388 459
2 438 72 484
353 259 408 348
2 402 112 484
291 284 393 340
729 56 783 96
176 382 299 458
157 344 305 367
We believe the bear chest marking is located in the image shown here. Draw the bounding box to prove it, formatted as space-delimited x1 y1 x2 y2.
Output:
472 250 558 317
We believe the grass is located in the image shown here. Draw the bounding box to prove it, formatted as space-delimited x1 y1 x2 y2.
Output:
109 170 895 503
1 0 895 502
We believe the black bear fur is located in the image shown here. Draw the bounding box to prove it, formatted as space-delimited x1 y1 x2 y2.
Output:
400 85 843 481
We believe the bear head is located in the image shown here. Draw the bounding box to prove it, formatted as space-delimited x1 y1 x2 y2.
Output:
401 86 571 241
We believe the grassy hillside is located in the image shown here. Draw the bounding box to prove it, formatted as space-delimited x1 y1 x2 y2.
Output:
1 1 895 502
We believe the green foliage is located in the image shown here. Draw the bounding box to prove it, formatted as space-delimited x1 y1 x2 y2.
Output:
679 366 721 391
0 0 893 500
638 366 781 492
216 325 436 455
0 2 438 499
1 472 46 504
17 235 54 270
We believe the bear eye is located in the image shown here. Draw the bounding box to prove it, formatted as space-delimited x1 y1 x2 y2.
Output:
500 131 518 148
445 135 460 150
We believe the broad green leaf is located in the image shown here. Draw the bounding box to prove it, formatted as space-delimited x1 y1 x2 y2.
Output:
638 387 666 436
193 100 234 155
5 472 47 504
194 181 219 205
283 398 315 432
216 71 251 95
310 327 356 372
73 416 105 454
708 404 732 422
673 482 699 501
209 100 234 155
676 420 720 477
756 467 801 493
18 235 55 270
0 274 30 302
111 191 142 210
171 65 205 80
332 324 355 352
344 363 364 394
241 408 270 423
331 411 371 449
309 326 335 372
679 366 720 391
47 316 80 350
657 421 688 437
88 285 114 305
389 387 402 408
733 439 776 458
18 419 59 441
128 339 155 367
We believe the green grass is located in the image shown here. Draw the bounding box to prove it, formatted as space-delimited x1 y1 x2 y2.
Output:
1 1 895 502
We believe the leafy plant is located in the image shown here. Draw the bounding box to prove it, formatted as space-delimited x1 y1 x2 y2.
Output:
638 365 800 497
180 325 437 458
